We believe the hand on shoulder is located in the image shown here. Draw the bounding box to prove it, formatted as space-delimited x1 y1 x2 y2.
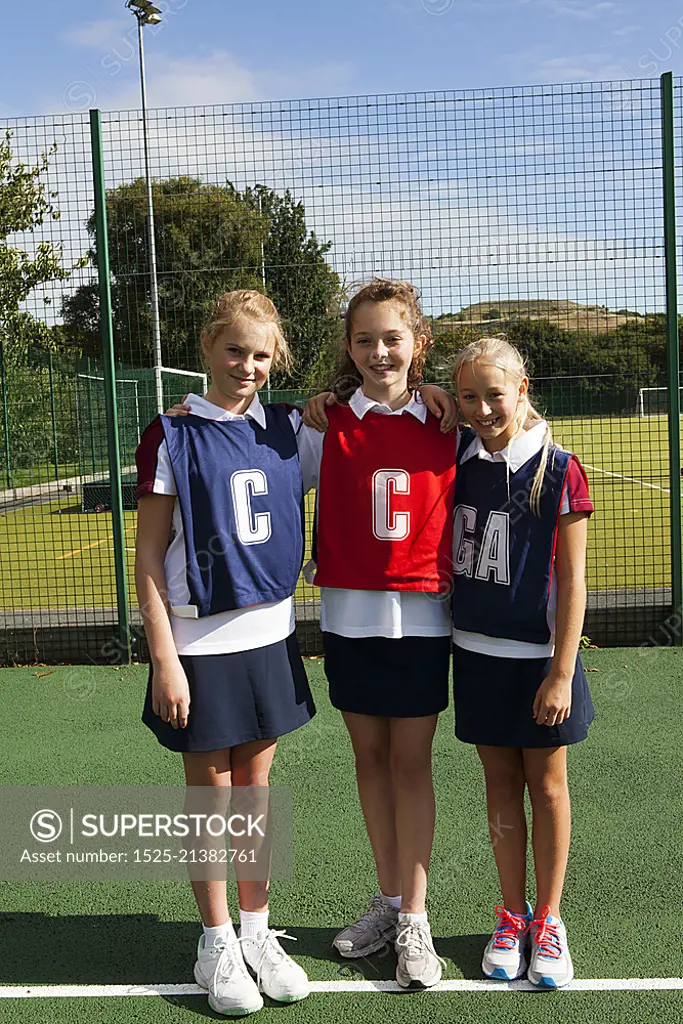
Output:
302 391 337 432
417 385 459 432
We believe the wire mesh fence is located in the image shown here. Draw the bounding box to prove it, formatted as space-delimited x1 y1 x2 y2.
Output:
1 78 682 663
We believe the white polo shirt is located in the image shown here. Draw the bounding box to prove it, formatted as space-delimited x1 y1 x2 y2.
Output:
297 389 453 640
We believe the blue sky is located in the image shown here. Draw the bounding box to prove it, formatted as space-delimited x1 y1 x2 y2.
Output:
2 0 683 117
2 0 679 319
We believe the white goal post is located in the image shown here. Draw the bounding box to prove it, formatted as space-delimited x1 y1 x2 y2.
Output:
636 387 683 417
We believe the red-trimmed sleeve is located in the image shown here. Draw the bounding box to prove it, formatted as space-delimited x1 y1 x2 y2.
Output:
565 455 594 515
135 417 166 500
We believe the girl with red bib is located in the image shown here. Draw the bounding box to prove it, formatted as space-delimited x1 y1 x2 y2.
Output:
299 279 457 989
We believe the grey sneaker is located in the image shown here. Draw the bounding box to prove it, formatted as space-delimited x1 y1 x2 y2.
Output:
394 918 446 989
333 894 399 958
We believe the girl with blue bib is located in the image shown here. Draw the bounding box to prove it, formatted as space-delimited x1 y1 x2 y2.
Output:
450 336 594 990
135 291 314 1017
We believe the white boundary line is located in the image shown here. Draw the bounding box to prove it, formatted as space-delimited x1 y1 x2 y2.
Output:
0 979 682 998
583 463 672 494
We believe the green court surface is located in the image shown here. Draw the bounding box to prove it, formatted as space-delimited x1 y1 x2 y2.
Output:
0 648 681 1022
0 414 681 614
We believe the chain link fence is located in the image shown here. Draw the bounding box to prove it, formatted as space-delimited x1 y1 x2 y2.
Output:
1 78 682 663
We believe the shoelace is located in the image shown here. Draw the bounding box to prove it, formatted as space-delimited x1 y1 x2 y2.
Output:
530 905 563 960
253 929 298 991
491 906 529 951
346 895 391 937
210 935 253 1000
395 922 447 970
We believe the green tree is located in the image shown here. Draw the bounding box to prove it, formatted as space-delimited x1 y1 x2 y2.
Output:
0 131 83 363
0 132 85 481
61 177 342 389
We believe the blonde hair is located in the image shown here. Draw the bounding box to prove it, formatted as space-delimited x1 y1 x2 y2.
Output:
201 290 293 375
330 278 433 398
452 335 554 516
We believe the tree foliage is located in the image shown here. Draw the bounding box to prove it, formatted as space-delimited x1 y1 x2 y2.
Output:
427 313 670 415
0 131 84 365
61 177 342 389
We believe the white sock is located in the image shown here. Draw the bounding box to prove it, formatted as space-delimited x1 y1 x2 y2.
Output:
380 891 402 910
203 921 235 947
398 911 428 925
239 909 269 940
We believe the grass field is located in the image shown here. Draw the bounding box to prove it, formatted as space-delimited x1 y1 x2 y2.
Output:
0 414 680 612
0 649 681 1023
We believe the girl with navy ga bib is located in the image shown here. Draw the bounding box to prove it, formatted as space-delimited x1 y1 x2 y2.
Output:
135 291 314 1017
299 279 457 990
450 336 594 990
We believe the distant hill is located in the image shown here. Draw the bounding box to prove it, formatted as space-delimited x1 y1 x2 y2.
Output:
433 299 643 333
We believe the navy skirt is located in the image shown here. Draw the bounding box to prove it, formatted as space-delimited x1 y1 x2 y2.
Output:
323 632 450 718
142 632 315 752
452 644 594 748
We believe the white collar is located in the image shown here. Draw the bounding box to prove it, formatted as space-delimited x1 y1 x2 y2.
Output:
459 420 549 473
182 391 267 429
348 387 427 423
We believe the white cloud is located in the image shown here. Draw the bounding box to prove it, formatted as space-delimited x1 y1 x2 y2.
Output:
612 24 640 38
63 19 129 49
51 50 354 117
115 53 263 109
541 0 621 19
507 49 630 82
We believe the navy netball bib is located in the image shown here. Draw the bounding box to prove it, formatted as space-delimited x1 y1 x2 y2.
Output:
452 427 572 645
161 404 304 616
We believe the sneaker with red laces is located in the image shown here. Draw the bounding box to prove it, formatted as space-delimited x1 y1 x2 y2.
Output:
527 905 574 989
481 902 532 980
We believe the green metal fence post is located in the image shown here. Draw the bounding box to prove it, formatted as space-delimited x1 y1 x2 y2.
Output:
0 336 10 488
90 108 131 662
661 72 683 638
48 349 59 482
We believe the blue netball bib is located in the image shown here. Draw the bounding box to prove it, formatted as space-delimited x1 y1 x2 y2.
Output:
161 404 304 616
452 429 572 645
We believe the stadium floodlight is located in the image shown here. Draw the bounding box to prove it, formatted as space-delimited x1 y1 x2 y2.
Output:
126 0 164 412
127 0 162 21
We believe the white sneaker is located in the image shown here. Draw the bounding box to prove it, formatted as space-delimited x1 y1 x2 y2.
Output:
194 933 264 1016
394 917 446 989
241 928 310 1003
527 905 574 989
481 902 532 981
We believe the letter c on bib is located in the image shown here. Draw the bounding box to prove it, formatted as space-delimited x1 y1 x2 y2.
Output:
372 469 410 541
230 469 272 545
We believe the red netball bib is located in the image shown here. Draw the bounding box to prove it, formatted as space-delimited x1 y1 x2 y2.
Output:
314 404 456 592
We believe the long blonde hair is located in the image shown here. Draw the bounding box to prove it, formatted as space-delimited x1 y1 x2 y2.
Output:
452 336 554 516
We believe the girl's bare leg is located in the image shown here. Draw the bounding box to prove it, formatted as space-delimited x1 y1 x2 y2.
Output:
476 746 528 915
523 746 570 919
182 749 232 927
388 715 439 914
342 712 400 898
230 739 278 913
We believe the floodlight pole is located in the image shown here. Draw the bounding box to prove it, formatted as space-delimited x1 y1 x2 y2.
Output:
128 2 164 414
258 191 271 400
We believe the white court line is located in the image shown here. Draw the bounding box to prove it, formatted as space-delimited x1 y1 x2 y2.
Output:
0 979 682 998
583 463 671 494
